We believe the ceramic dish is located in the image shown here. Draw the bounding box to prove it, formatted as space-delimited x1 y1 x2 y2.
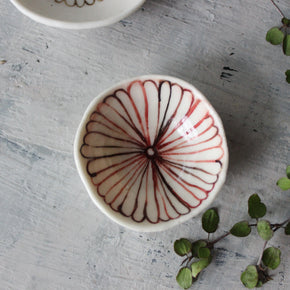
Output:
9 0 146 29
74 75 229 232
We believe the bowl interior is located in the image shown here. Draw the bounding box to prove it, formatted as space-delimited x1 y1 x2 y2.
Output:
10 0 145 28
75 76 228 231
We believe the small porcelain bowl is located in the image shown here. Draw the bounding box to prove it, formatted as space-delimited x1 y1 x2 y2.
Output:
74 75 229 232
9 0 145 29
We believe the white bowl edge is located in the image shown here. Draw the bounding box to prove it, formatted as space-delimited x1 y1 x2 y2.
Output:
9 0 146 29
74 75 229 232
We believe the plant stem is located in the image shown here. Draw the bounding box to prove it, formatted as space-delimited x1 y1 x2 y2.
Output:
257 240 268 267
249 223 257 227
209 232 231 245
272 218 290 232
270 0 285 18
180 255 189 266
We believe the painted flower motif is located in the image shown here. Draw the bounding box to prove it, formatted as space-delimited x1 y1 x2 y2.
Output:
80 80 224 224
55 0 99 8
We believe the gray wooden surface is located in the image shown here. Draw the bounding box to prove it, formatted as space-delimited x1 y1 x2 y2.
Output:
0 0 289 289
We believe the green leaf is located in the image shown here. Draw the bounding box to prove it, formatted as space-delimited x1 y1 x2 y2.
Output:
282 17 290 26
191 240 207 257
286 165 290 179
248 194 267 219
176 267 193 289
286 70 290 84
174 239 192 256
230 221 251 237
262 247 281 270
198 247 211 259
191 256 212 278
277 177 290 191
285 222 290 235
283 35 290 56
202 208 219 233
241 265 258 288
266 27 284 45
257 220 273 241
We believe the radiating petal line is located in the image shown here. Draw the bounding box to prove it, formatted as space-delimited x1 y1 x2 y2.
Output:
98 156 148 198
162 159 218 185
153 160 196 209
143 80 160 145
113 90 147 144
127 81 148 144
158 161 207 199
163 146 224 163
87 117 143 147
83 131 144 149
161 144 223 156
159 122 218 154
102 95 148 146
132 161 150 222
87 153 144 177
90 154 146 185
162 158 222 176
158 166 203 208
153 81 173 146
156 87 194 145
88 113 144 147
80 78 225 224
141 81 151 144
144 162 159 223
115 160 150 216
154 162 190 219
158 98 200 146
96 103 147 147
161 162 214 193
160 131 221 155
106 158 148 207
158 114 213 151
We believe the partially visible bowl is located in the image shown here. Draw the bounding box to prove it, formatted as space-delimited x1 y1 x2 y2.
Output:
74 75 229 232
9 0 145 29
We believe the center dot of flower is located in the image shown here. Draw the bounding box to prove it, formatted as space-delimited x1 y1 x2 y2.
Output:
146 147 155 157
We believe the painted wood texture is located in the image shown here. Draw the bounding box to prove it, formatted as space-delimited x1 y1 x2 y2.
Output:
0 0 289 289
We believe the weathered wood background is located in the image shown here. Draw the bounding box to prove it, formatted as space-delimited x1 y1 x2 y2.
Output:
0 0 289 289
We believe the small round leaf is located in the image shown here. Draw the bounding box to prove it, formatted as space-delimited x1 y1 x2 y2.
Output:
176 267 193 289
248 194 267 219
191 256 212 278
174 239 192 256
191 240 207 257
262 247 281 270
230 221 251 237
286 70 290 84
257 220 273 241
277 177 290 190
285 222 290 235
202 208 219 233
283 35 290 56
198 247 211 259
241 265 258 289
266 27 284 45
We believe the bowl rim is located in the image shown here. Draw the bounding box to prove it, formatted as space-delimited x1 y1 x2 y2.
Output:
9 0 146 29
74 75 229 232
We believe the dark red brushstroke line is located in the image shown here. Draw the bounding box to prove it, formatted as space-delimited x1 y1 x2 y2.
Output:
80 79 224 224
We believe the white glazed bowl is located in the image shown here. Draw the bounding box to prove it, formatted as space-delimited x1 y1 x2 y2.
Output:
9 0 145 29
74 75 229 232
